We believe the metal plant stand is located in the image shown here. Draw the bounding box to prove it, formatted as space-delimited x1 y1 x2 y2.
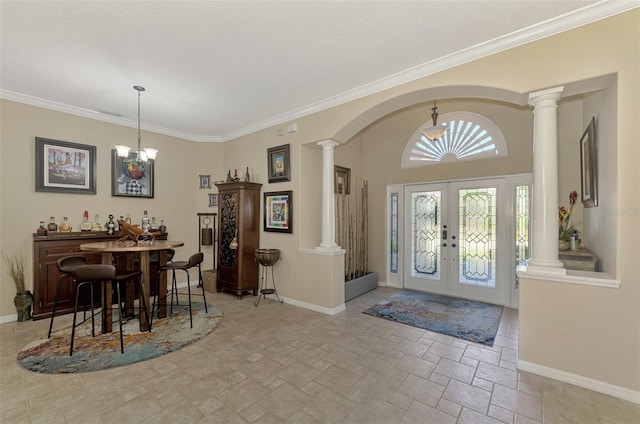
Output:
254 248 283 307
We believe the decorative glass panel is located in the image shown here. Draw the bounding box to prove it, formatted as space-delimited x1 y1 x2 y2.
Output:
411 191 441 279
514 184 530 290
458 188 496 287
390 192 399 273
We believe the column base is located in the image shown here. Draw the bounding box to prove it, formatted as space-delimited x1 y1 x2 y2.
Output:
524 259 567 276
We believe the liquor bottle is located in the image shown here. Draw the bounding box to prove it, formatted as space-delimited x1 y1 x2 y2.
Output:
142 210 150 231
59 217 72 232
47 217 58 232
159 220 167 234
245 166 250 182
36 221 47 237
80 210 92 232
106 214 116 235
125 213 132 225
92 214 102 232
150 217 158 230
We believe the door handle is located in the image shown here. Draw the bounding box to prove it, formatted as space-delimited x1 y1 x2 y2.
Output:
442 229 447 240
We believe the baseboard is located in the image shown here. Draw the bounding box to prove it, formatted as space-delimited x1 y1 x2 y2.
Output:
518 359 640 405
0 314 18 324
273 295 346 316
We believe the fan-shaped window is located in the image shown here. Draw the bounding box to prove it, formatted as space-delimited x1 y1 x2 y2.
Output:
401 111 508 168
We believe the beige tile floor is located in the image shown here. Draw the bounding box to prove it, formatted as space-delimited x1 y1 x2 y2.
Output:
1 287 639 423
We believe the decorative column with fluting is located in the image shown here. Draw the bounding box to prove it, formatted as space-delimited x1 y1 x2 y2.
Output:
527 86 566 274
317 139 340 251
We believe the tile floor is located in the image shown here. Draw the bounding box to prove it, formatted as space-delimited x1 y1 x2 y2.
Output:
1 287 639 423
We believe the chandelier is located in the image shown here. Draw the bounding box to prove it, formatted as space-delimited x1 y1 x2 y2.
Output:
115 86 157 162
421 100 449 141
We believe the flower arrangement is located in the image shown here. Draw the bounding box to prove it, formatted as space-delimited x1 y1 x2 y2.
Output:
559 190 579 242
2 249 27 294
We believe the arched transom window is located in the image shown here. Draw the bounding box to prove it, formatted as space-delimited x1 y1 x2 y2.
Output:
401 111 508 168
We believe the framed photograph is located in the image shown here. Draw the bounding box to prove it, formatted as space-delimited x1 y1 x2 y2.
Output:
35 137 96 194
209 193 218 207
111 150 154 198
267 144 291 183
580 117 598 207
199 174 211 189
334 165 351 194
264 191 293 233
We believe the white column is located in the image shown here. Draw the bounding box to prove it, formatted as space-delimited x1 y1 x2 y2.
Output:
527 86 565 274
317 139 340 251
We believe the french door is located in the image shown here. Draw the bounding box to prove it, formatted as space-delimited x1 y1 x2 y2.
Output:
403 179 508 304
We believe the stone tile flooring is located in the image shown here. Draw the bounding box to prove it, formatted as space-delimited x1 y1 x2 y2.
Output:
1 287 639 423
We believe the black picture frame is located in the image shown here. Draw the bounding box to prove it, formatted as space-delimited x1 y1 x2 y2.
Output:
334 165 351 194
199 174 211 189
267 144 291 183
35 137 96 194
580 117 597 208
264 190 293 233
111 150 154 198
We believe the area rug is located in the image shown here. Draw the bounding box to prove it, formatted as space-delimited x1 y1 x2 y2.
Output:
17 302 223 374
363 291 502 346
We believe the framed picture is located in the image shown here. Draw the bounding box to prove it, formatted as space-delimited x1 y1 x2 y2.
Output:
111 150 154 198
334 165 351 194
199 174 211 189
264 191 293 233
580 117 598 207
209 193 218 207
35 137 96 194
267 144 291 183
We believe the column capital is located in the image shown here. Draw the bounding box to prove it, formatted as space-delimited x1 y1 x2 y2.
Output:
528 86 564 107
317 139 339 150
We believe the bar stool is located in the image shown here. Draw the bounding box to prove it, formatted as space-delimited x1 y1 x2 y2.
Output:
151 252 207 328
48 256 88 338
70 264 147 356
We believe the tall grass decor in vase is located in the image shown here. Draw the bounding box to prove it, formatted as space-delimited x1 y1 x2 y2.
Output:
2 249 32 321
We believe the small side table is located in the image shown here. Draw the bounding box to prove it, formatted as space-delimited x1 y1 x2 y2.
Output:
559 248 599 272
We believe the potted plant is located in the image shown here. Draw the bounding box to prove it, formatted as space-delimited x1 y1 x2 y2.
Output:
558 190 580 250
2 249 32 321
337 178 378 301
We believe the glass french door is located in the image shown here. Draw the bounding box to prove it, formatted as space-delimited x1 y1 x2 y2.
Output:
404 179 507 305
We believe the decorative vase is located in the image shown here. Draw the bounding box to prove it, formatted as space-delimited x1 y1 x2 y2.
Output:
559 240 570 251
14 291 33 322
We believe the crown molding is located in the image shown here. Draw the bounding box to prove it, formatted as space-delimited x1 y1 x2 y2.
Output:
2 1 637 142
221 1 638 141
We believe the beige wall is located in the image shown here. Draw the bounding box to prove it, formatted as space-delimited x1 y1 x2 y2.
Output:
0 100 223 316
0 9 637 394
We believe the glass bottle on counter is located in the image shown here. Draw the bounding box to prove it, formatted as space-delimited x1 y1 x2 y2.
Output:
92 214 102 232
142 210 150 231
59 217 72 232
106 214 116 235
150 217 158 230
80 210 92 232
47 217 58 232
159 220 167 234
36 221 47 236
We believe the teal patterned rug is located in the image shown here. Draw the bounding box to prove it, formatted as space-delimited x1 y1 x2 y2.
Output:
17 302 223 374
363 291 502 346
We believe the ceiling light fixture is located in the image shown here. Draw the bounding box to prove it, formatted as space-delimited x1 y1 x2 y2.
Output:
421 100 448 141
115 85 157 161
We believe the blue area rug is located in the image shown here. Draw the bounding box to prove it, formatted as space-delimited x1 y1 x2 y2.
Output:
17 302 223 374
363 291 503 346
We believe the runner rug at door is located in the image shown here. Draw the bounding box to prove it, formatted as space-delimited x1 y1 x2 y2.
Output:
363 290 503 346
17 302 223 374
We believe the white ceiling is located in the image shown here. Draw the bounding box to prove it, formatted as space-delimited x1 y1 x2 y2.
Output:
1 1 635 142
